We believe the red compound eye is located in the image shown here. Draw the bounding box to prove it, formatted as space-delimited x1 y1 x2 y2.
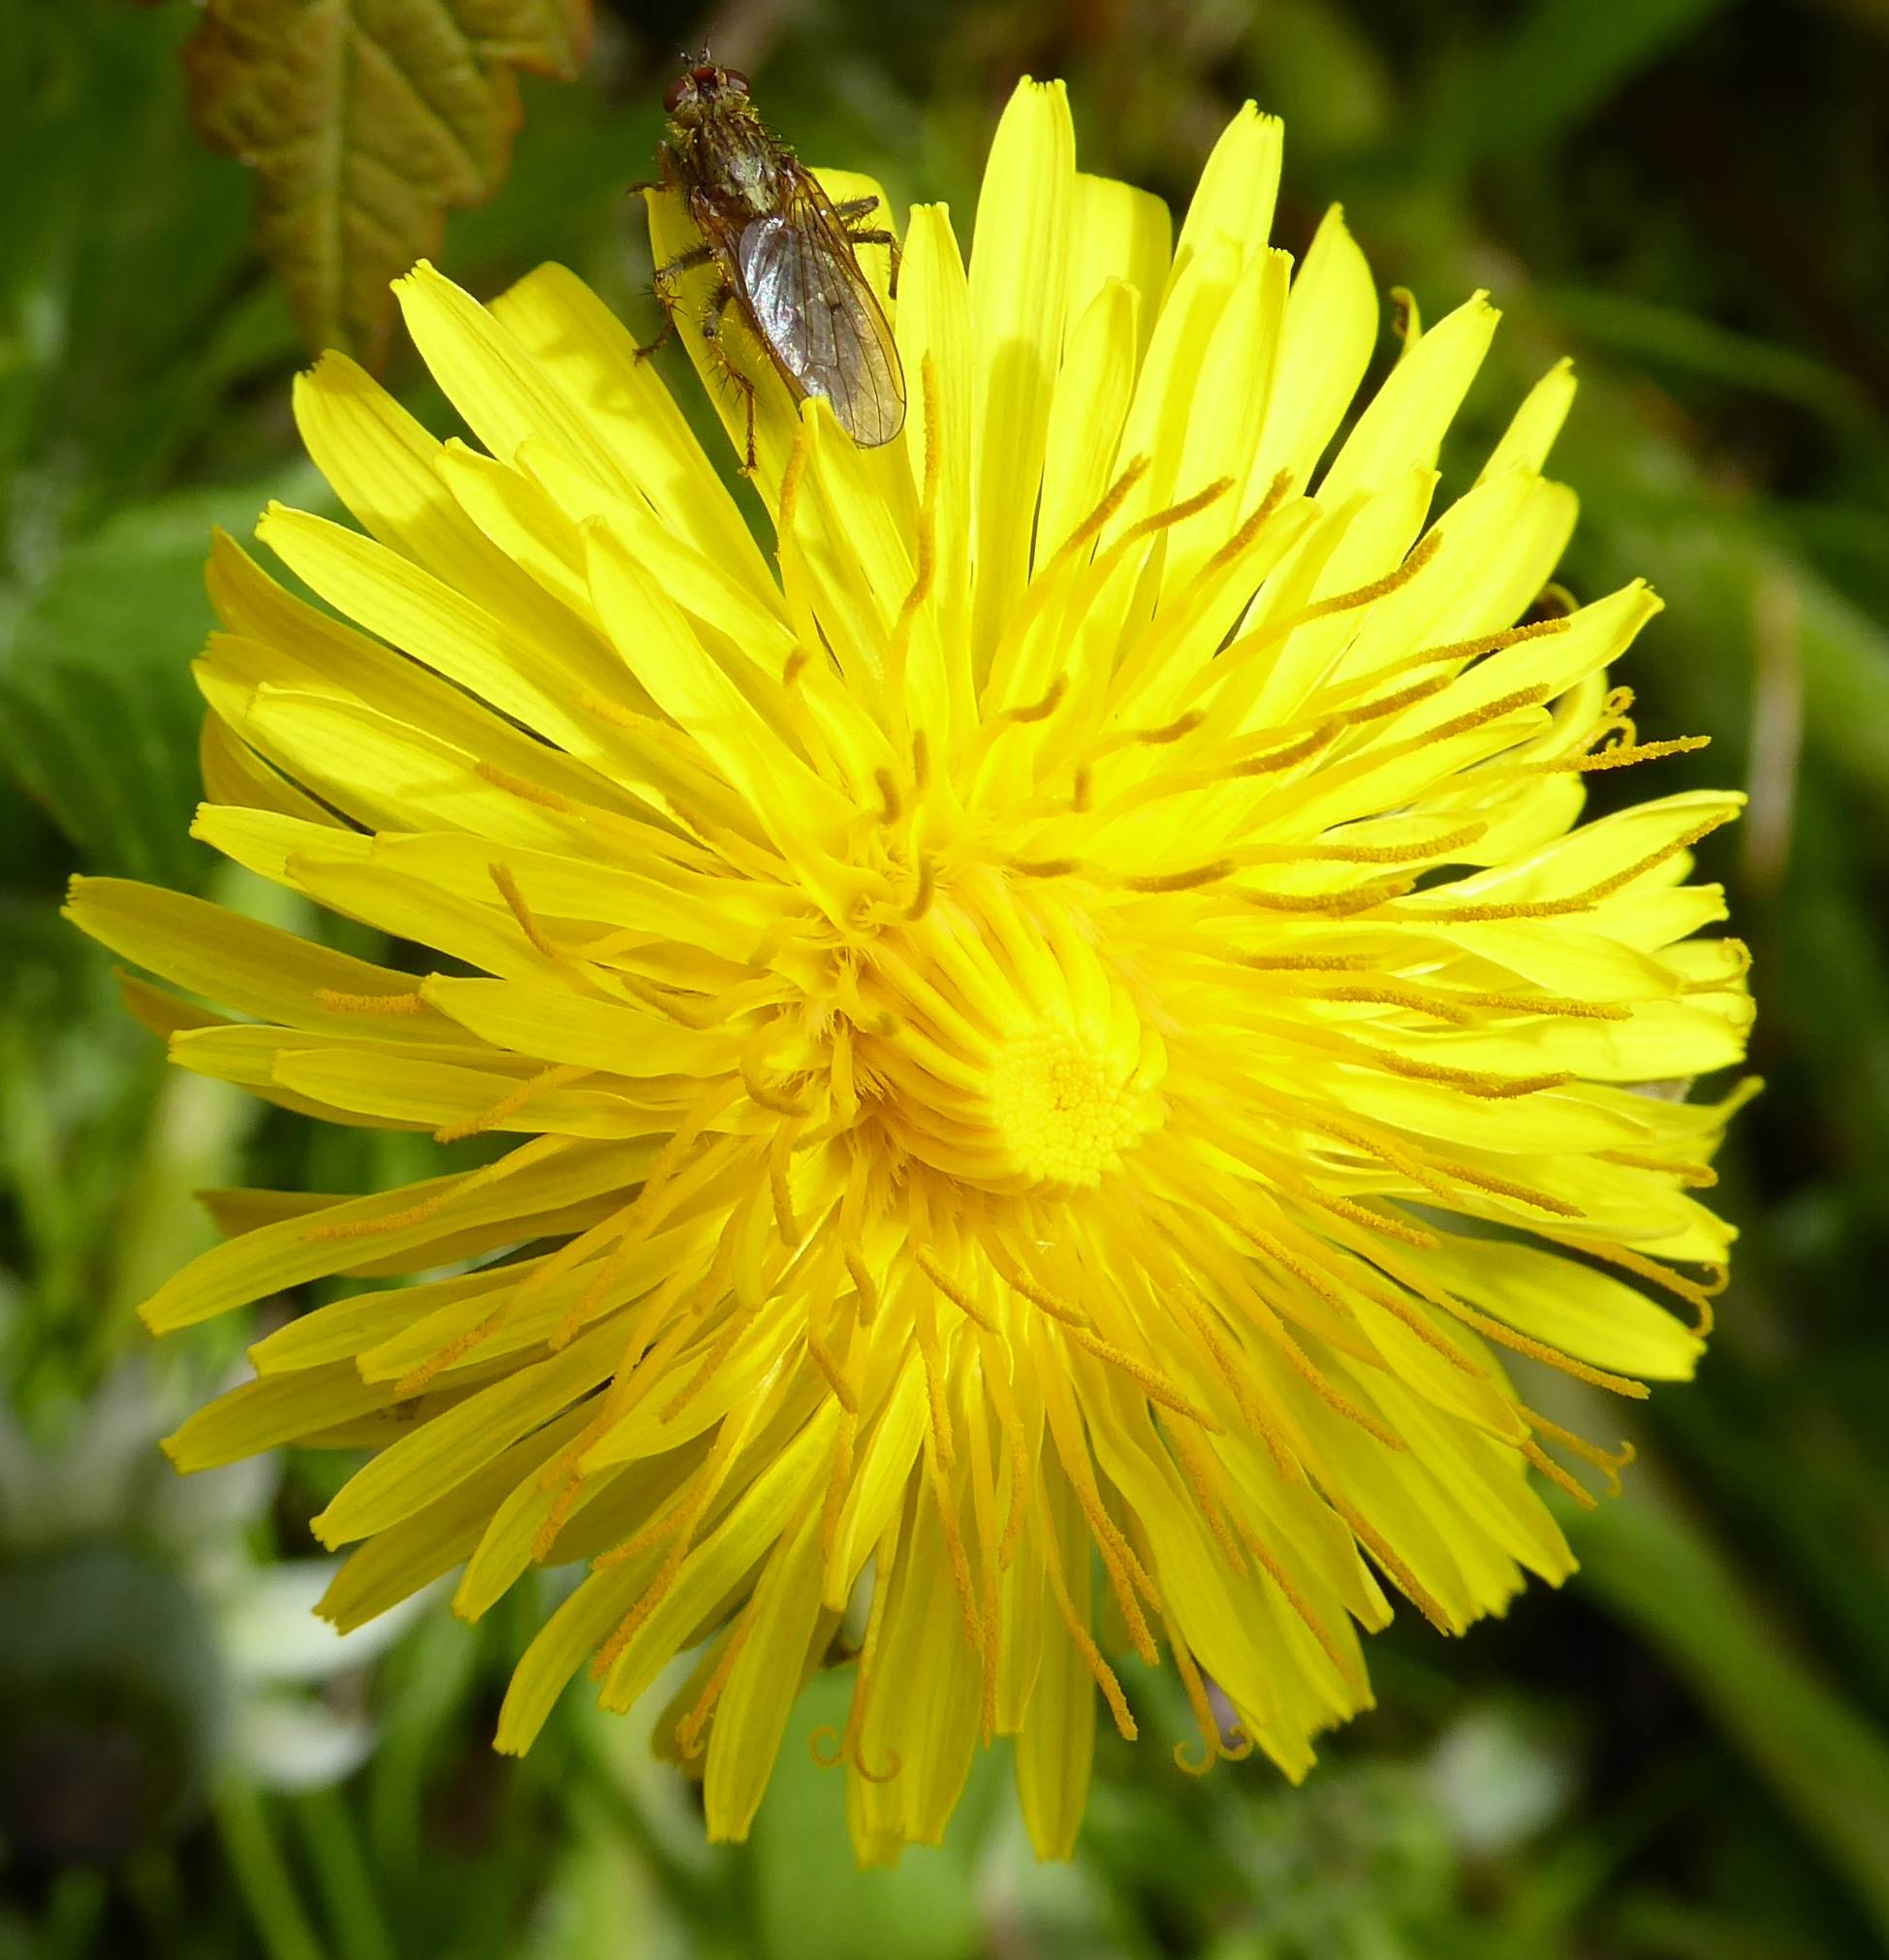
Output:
663 74 695 114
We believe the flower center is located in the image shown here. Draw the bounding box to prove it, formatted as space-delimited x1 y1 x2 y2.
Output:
853 877 1167 1195
988 1024 1154 1188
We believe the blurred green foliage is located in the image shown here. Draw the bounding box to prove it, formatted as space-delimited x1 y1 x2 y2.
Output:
3 0 1888 1954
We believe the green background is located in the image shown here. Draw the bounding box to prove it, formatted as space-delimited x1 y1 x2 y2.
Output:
4 0 1889 1954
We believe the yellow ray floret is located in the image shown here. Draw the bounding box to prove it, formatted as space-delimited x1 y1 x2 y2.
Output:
66 77 1753 1864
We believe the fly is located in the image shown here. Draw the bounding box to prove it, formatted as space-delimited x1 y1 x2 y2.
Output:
636 63 906 472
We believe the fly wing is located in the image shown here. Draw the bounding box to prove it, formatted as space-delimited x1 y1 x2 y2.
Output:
737 183 905 448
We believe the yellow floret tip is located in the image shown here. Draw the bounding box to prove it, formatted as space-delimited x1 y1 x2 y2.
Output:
988 1022 1161 1188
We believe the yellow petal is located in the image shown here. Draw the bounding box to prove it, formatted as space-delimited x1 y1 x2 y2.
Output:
65 876 451 1039
421 974 732 1078
583 520 855 862
1481 357 1578 482
1426 1235 1704 1377
894 202 976 702
319 1402 596 1632
455 1448 695 1626
1037 278 1140 566
596 1406 840 1712
824 1353 928 1606
1163 245 1292 589
1067 171 1170 361
847 1476 983 1849
293 353 600 676
704 1505 829 1840
1011 1460 1094 1859
489 261 774 595
394 262 618 489
141 1137 650 1331
1320 292 1499 505
255 504 621 759
200 712 337 826
1166 102 1284 296
496 1554 665 1755
1254 205 1377 490
967 78 1077 671
312 1319 629 1546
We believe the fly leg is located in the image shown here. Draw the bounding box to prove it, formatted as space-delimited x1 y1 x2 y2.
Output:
847 228 901 297
627 142 681 203
635 238 717 360
700 277 760 475
833 195 903 298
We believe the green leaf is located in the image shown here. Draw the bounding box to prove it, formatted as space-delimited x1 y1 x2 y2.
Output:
747 1672 994 1960
1458 0 1735 165
0 5 262 542
0 468 323 884
184 0 593 368
1565 1471 1889 1946
1537 287 1872 429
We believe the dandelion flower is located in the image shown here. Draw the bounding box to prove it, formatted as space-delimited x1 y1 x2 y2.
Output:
67 79 1753 1861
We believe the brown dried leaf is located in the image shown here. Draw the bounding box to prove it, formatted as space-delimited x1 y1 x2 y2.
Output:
186 0 591 367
